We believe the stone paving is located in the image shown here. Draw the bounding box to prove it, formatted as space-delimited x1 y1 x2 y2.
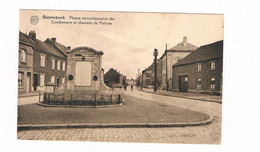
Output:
17 87 222 144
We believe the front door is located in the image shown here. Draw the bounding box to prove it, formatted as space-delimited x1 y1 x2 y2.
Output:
178 75 188 92
57 77 60 87
33 74 38 91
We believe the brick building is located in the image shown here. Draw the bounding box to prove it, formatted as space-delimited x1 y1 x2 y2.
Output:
160 36 198 90
18 32 34 94
172 40 223 94
25 31 67 92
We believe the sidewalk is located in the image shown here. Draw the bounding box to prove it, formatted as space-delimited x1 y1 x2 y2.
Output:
18 92 40 98
138 88 222 103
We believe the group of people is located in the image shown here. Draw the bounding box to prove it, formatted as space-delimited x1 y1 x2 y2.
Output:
123 83 133 91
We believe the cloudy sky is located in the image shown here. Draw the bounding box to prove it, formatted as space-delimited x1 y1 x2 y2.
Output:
20 10 223 79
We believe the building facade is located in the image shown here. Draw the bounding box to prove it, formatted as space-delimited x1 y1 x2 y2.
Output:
160 36 198 90
141 63 155 88
104 68 125 88
19 31 68 93
172 40 223 94
18 32 34 94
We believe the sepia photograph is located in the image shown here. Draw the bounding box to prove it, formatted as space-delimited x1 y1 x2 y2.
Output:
17 9 223 144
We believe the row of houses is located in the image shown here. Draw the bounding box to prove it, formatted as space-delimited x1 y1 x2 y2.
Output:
18 31 69 94
138 37 223 94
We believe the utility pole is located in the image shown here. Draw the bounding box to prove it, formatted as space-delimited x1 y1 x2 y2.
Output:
153 49 158 92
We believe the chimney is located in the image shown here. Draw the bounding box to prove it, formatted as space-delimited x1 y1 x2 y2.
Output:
51 38 56 43
183 36 187 46
29 30 36 41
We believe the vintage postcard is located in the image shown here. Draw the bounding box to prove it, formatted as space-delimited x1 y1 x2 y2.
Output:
18 9 223 144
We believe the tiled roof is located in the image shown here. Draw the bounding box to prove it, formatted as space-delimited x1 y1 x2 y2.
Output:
45 38 68 55
173 40 223 67
19 31 66 58
19 31 34 45
168 42 198 51
34 39 66 58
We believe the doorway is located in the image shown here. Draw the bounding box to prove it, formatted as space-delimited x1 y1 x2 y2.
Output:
33 74 38 91
178 75 188 92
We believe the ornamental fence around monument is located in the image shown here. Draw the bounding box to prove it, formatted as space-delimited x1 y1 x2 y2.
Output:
39 92 122 106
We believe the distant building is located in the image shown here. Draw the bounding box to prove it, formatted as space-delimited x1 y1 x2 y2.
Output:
104 68 125 88
142 63 155 88
161 36 198 90
18 32 34 94
172 40 223 94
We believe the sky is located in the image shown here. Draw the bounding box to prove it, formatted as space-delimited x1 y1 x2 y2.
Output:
20 10 224 79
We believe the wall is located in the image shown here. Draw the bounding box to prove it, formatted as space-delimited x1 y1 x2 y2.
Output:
66 49 104 92
18 43 34 93
33 49 66 92
172 58 223 92
161 51 192 90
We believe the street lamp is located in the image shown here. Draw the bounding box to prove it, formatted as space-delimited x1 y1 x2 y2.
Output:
153 49 158 92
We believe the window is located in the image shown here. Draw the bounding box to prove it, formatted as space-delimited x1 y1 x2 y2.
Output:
57 60 61 70
210 77 216 90
51 75 55 83
20 49 26 62
51 58 55 69
62 61 66 71
185 77 188 81
40 74 45 86
196 78 201 89
40 54 46 67
210 62 216 70
197 64 202 71
18 72 23 87
62 77 65 85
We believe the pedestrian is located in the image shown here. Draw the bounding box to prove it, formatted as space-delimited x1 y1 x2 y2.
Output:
124 84 127 91
131 84 133 91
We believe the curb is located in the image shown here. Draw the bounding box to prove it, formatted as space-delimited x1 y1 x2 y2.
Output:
138 89 222 104
17 113 213 131
37 102 123 108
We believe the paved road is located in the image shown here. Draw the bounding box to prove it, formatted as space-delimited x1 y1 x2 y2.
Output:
18 87 221 144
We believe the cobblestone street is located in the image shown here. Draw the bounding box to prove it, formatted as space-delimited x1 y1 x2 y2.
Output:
18 87 222 144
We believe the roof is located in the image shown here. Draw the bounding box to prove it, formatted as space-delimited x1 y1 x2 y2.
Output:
45 38 69 56
34 39 66 58
67 46 103 55
173 40 223 67
105 68 120 76
168 41 198 52
19 31 34 45
19 31 66 58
